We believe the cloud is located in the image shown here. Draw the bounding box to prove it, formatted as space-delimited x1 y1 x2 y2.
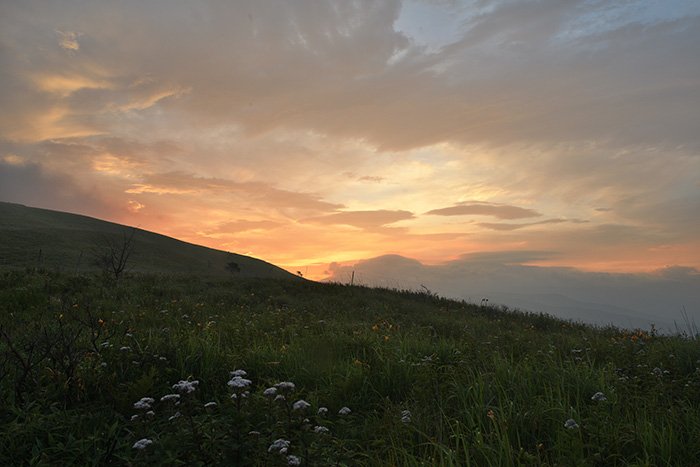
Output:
326 253 700 331
128 172 343 213
208 219 282 234
0 159 114 218
358 175 385 183
477 218 586 231
426 202 542 219
57 31 81 51
302 210 415 230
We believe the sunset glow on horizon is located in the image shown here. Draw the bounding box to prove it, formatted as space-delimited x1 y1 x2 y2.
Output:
2 0 699 283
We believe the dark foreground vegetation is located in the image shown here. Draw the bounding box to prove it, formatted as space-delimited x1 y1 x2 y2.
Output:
1 270 699 466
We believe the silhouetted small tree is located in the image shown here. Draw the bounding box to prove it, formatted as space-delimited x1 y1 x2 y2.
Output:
94 228 136 280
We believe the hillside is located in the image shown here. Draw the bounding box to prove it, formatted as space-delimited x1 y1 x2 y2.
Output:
0 201 296 280
1 270 699 465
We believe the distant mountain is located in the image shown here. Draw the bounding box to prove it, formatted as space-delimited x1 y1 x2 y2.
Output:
0 201 297 279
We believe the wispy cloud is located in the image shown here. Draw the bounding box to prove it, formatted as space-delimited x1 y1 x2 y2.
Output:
303 210 414 230
426 202 541 219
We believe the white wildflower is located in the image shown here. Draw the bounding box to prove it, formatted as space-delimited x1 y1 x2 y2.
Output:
230 369 247 377
204 401 218 409
275 394 286 402
564 418 579 429
287 455 301 466
591 392 607 402
160 394 180 403
268 438 291 454
338 406 351 416
263 387 278 397
248 430 261 436
317 407 328 416
133 397 155 410
100 362 108 368
145 410 155 417
275 381 296 392
172 380 199 394
119 346 131 352
168 411 181 421
314 425 329 434
401 409 412 424
227 376 252 389
130 414 139 422
292 399 311 411
132 438 153 450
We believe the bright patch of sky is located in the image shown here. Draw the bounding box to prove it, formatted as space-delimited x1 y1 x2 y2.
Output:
394 1 477 51
556 0 700 42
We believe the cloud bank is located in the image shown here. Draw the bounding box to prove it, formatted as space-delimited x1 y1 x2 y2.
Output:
327 254 700 332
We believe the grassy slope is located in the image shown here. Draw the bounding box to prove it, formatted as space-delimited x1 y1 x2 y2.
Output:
0 201 295 279
1 270 699 466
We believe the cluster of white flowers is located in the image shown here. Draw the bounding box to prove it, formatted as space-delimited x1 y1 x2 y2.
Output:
172 380 199 394
317 407 328 416
169 411 182 421
133 397 155 410
230 369 247 377
275 381 296 392
591 392 607 402
401 409 412 424
119 346 131 352
160 394 180 403
287 454 301 465
132 438 153 450
204 401 218 409
268 438 290 454
230 391 250 399
314 425 329 434
292 399 311 411
338 406 351 416
263 387 277 398
564 418 579 429
228 376 252 389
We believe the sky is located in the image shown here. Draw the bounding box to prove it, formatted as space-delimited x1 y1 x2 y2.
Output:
1 0 699 328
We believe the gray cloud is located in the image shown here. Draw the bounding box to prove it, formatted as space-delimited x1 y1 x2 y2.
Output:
477 218 587 231
131 171 343 213
3 1 698 149
427 202 542 219
0 160 113 218
303 210 415 230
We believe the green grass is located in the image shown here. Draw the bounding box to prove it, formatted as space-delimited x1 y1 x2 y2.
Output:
1 269 699 466
0 201 295 279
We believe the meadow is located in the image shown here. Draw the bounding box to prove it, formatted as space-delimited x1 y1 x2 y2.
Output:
1 269 699 466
